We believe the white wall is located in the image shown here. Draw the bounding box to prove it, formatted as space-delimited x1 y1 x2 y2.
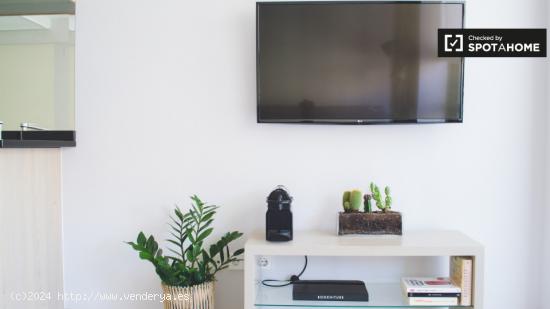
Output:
544 2 550 307
62 0 548 309
544 89 550 307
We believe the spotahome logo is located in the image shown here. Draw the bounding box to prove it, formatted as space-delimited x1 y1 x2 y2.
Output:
438 29 546 57
444 34 463 52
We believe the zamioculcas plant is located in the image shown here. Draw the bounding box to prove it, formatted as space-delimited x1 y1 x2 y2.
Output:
370 182 392 212
127 195 243 308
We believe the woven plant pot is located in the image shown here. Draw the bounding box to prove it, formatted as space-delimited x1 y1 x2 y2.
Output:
162 281 215 309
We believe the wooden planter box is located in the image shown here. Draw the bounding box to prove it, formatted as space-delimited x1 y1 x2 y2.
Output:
338 211 402 235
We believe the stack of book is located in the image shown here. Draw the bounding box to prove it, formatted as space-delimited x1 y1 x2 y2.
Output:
401 277 461 306
401 256 473 306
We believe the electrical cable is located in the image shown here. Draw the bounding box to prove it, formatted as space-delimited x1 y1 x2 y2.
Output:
261 255 308 287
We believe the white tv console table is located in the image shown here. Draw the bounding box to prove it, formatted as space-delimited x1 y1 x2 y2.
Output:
244 230 484 309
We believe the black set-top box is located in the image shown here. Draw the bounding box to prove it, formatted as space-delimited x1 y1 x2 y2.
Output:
292 280 369 302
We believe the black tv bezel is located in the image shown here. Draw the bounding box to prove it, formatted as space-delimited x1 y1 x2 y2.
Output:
256 1 466 125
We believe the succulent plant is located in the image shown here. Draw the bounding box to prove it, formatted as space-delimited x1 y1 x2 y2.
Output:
370 182 392 212
343 190 362 212
363 194 372 213
342 191 351 212
350 190 363 212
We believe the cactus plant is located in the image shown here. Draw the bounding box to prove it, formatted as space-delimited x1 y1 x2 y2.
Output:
350 190 363 212
342 191 351 212
370 182 392 212
363 194 372 213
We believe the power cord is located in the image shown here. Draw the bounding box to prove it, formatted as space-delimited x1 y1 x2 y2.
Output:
261 256 308 287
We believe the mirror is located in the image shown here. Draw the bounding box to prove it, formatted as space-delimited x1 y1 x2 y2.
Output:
0 1 75 147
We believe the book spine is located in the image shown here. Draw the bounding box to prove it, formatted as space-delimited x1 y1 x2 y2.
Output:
407 292 461 297
461 259 473 306
404 288 461 293
406 297 458 306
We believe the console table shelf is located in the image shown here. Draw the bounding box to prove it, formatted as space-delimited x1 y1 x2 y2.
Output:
244 230 484 309
255 282 473 308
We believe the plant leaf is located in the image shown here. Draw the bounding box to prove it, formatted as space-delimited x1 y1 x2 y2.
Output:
187 230 195 243
168 248 183 258
146 236 157 254
174 207 184 221
156 249 163 258
197 228 213 243
186 249 194 262
167 239 181 248
139 251 153 261
137 232 146 246
209 244 218 257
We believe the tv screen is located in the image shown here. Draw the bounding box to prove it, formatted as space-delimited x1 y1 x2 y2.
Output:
256 2 464 124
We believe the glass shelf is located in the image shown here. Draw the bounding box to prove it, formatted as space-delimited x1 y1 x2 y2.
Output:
255 282 472 308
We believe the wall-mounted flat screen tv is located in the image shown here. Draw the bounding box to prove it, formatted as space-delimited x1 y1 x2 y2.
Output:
257 2 465 124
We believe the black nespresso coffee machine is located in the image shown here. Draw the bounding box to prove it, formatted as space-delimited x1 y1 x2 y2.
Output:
266 185 293 242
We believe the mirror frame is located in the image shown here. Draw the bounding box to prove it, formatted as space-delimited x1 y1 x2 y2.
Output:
0 1 76 148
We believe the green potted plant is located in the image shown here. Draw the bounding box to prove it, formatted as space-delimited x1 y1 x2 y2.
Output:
127 195 244 309
338 182 402 235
